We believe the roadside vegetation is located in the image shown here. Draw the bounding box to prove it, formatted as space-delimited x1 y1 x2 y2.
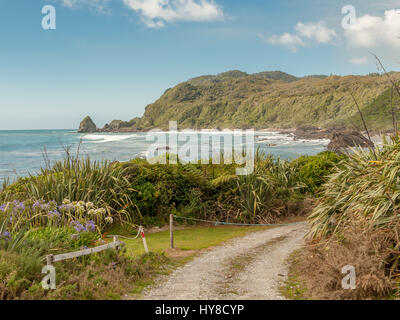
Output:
280 63 400 300
0 148 341 300
283 136 400 299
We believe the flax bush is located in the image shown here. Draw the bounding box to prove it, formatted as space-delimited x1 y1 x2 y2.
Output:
309 136 400 239
0 156 136 224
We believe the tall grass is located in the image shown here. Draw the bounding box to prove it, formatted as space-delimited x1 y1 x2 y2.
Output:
232 155 305 223
1 155 137 223
308 135 400 239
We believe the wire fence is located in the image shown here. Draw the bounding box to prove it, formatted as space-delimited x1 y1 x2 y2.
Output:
172 215 305 227
106 227 142 240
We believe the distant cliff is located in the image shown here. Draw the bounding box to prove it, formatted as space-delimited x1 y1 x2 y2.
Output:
77 70 400 133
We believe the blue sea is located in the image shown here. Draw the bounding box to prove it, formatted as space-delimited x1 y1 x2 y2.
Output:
0 129 330 183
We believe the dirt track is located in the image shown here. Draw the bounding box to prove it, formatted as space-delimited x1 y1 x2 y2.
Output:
140 222 308 300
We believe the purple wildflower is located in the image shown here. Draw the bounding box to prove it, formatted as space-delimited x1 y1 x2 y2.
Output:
71 221 86 233
85 220 96 232
32 201 41 209
15 201 25 211
1 231 11 241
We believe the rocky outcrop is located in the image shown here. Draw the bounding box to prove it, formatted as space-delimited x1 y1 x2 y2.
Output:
327 131 374 153
99 118 143 132
292 127 335 140
78 116 97 133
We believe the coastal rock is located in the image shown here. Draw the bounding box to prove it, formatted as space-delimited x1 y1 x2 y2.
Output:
328 131 374 153
109 120 125 130
292 127 334 140
78 116 97 133
156 146 171 151
99 117 142 132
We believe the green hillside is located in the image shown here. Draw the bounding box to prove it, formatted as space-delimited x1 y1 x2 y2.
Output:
103 71 400 132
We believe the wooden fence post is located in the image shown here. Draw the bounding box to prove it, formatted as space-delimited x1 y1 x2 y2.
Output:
113 236 119 251
46 254 54 266
140 226 149 254
170 214 174 249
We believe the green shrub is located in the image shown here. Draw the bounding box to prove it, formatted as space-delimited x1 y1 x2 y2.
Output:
293 152 343 193
26 227 99 251
120 160 202 223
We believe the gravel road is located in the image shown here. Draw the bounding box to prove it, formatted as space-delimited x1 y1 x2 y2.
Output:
140 222 308 300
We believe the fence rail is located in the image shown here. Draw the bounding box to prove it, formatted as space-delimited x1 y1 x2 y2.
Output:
46 237 124 265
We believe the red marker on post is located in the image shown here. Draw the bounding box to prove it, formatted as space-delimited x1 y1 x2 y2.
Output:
140 226 149 254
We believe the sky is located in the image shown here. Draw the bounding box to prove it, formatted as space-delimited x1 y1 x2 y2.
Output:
1 0 400 130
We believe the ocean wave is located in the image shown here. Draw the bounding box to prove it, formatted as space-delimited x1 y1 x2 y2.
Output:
296 139 331 145
0 169 17 172
257 137 294 143
82 134 139 143
136 151 149 159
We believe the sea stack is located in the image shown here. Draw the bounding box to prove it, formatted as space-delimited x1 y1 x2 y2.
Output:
78 116 97 133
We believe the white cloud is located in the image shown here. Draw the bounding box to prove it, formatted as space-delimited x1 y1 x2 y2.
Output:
295 22 337 43
59 0 111 13
344 9 400 48
349 56 369 65
264 21 336 52
262 33 306 52
122 0 224 28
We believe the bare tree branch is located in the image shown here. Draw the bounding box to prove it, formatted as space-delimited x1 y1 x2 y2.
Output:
350 92 373 143
390 85 398 135
370 52 400 98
